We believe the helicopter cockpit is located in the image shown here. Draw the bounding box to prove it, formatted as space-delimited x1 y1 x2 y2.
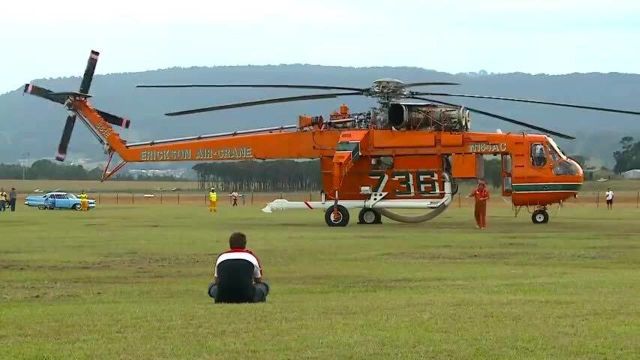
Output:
531 137 582 176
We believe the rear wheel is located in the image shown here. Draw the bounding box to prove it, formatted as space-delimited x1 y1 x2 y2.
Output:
358 208 382 224
73 203 81 211
325 205 349 227
531 209 549 224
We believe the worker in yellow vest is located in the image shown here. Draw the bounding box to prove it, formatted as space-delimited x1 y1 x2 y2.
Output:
209 188 218 213
79 190 89 211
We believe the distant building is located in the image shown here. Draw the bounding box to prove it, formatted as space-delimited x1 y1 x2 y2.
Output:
622 169 640 179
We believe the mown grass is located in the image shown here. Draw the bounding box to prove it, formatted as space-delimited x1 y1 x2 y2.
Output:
1 202 639 359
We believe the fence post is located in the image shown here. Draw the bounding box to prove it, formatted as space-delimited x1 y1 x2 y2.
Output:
251 192 254 205
596 192 599 208
116 193 119 204
160 192 163 204
98 193 101 204
458 193 461 208
637 191 639 208
177 194 180 205
132 193 134 204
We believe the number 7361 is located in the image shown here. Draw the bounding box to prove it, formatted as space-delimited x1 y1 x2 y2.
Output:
369 170 440 197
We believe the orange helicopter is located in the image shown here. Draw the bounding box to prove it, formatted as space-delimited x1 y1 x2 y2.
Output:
23 50 640 226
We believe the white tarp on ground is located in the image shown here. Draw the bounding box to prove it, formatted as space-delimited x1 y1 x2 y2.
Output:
622 169 640 179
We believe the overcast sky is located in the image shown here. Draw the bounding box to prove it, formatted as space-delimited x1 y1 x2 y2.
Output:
1 0 639 94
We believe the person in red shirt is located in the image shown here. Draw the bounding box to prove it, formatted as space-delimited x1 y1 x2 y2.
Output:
469 180 490 229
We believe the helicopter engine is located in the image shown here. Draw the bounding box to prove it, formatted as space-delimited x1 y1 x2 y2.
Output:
387 103 471 131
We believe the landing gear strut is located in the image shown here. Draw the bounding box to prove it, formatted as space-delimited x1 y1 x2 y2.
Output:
358 208 382 225
531 208 549 224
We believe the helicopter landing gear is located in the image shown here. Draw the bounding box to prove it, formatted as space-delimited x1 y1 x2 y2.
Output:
325 205 350 227
358 208 382 225
531 208 549 224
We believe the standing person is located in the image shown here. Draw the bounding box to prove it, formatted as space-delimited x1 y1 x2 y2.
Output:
207 232 269 303
208 188 218 213
79 190 89 211
9 188 17 212
469 180 490 229
605 188 614 210
45 193 56 210
0 188 7 212
231 190 239 207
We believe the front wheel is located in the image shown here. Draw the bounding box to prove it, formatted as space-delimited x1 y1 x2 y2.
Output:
325 205 350 227
531 209 549 224
73 203 81 211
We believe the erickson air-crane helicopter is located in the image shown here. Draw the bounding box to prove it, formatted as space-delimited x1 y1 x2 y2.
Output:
24 50 640 226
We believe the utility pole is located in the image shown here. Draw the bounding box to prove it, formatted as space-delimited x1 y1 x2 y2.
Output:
21 152 30 180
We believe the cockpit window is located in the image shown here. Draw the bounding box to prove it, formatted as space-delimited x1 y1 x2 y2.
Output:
547 144 560 163
547 138 567 160
546 140 581 176
531 143 547 167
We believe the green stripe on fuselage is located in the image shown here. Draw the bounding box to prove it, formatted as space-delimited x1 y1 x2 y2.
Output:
512 183 582 192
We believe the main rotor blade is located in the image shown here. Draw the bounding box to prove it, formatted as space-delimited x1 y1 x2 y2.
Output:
409 96 575 140
411 92 640 116
166 91 362 116
403 82 459 87
79 50 100 94
56 114 77 161
138 84 365 92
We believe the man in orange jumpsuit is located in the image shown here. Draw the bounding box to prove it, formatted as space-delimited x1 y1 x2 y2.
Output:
469 180 490 229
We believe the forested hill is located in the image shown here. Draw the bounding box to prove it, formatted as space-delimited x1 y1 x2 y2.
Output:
1 65 639 167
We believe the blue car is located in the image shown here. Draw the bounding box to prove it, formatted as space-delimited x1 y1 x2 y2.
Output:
25 192 96 210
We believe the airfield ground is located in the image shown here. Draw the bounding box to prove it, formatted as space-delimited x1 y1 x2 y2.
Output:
1 192 640 358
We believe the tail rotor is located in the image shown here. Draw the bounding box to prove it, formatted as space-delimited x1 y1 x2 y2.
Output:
54 50 99 162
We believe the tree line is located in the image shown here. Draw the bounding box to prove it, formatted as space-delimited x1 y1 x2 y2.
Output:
192 161 321 192
0 159 180 181
613 137 640 173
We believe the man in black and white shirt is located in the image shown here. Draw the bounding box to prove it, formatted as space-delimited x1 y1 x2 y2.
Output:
208 232 269 303
605 188 614 210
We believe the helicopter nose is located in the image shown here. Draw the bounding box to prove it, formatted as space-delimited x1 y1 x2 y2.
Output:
571 158 584 182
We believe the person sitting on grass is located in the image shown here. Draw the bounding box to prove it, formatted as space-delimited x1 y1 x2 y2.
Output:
208 232 269 303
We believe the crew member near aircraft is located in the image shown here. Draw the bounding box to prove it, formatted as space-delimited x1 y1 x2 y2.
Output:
9 188 17 212
79 190 89 211
605 188 614 210
0 188 7 212
469 180 490 229
209 188 217 213
208 232 269 303
231 190 239 207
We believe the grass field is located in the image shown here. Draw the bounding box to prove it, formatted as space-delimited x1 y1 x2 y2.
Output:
1 202 640 359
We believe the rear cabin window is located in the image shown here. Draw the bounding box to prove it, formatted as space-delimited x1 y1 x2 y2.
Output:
531 143 547 167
